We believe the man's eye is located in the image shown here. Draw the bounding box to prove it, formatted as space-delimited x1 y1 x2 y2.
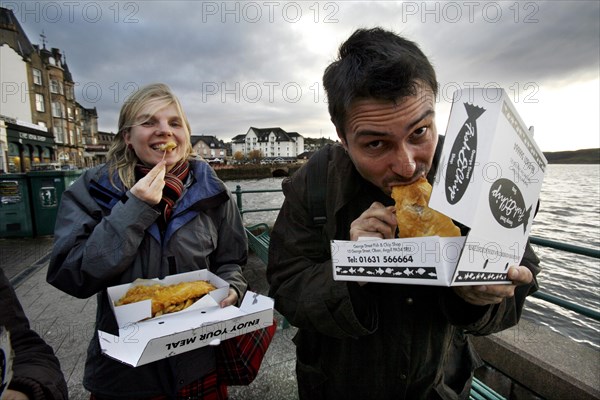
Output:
412 126 428 140
416 126 427 135
366 140 384 150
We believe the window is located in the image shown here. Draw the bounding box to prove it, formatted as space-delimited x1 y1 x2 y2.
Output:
67 107 73 120
33 68 42 85
50 79 63 95
52 101 65 118
54 126 64 143
35 94 45 112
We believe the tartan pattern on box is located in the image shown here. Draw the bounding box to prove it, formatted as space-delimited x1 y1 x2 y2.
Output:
89 370 227 400
216 321 277 385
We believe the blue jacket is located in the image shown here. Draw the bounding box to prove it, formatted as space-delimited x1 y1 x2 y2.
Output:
47 159 248 398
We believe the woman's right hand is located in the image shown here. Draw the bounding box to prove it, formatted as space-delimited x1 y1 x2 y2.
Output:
130 161 166 205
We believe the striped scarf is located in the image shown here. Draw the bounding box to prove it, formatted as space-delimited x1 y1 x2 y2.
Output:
135 160 190 227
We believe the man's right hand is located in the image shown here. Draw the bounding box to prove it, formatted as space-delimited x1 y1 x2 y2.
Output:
350 202 397 241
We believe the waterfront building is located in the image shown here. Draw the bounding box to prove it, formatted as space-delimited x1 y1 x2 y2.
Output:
231 127 305 161
0 6 97 172
84 130 114 167
191 135 227 163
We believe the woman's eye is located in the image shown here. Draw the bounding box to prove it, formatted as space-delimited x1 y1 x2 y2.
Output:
170 121 182 128
140 120 155 127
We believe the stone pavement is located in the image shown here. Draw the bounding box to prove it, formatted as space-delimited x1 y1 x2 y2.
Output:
1 237 299 400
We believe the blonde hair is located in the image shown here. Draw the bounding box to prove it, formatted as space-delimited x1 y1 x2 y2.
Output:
106 83 193 189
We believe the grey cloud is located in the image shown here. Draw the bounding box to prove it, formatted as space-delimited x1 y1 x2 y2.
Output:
10 1 598 141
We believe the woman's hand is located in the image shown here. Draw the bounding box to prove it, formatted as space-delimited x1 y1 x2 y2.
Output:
130 160 166 205
220 288 239 308
350 202 397 241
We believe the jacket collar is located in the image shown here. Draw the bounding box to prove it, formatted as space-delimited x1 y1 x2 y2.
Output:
88 160 228 211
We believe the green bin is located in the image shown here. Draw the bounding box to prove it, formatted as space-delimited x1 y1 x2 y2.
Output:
0 174 34 237
27 170 82 236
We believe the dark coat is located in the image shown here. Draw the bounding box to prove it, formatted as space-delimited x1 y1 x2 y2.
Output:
267 143 541 400
47 159 248 398
0 268 68 400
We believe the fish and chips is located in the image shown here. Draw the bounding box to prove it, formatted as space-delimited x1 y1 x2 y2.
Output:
115 279 216 317
391 177 461 238
158 142 177 152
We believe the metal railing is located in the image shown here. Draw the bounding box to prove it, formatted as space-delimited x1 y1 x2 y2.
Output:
233 186 600 322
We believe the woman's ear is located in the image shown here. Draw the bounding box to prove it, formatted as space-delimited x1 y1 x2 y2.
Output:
123 129 131 145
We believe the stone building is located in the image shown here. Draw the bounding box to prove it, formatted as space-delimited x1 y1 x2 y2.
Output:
0 6 97 172
231 127 304 161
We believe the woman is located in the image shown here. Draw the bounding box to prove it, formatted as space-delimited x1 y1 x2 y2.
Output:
47 83 248 399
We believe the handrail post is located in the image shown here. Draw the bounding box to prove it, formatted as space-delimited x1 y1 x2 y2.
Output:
235 185 243 214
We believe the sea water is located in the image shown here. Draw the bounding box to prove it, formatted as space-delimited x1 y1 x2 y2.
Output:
227 164 600 349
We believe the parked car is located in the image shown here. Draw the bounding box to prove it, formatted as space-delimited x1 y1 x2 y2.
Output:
31 163 61 171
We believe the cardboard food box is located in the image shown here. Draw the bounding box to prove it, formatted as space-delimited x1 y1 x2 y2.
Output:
98 270 274 367
332 88 546 286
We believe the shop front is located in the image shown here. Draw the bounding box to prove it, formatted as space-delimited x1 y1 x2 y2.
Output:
6 121 55 173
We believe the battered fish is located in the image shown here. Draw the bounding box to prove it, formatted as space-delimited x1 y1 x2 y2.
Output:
391 177 461 238
116 279 216 317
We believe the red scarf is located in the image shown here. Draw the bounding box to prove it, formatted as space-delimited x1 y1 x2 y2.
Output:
135 160 190 226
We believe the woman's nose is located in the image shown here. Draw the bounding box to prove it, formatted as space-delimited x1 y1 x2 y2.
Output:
156 120 173 135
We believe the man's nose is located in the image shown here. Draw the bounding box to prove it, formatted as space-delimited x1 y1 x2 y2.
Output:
391 147 417 178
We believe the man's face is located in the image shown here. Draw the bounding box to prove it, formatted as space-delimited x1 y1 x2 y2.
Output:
338 85 438 195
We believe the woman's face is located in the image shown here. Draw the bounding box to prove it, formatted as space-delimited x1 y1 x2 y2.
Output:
124 104 188 171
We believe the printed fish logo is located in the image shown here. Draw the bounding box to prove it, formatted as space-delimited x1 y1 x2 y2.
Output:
488 178 533 233
445 103 486 204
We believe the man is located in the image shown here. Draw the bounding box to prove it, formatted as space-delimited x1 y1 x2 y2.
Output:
267 27 540 400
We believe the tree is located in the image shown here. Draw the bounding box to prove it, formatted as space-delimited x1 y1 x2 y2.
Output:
248 150 263 163
233 151 245 163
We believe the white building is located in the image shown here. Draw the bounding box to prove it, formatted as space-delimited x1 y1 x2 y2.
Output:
231 127 304 159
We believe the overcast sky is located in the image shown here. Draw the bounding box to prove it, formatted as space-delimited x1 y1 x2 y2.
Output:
5 0 599 152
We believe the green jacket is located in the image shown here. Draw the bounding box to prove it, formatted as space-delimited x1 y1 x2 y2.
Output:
47 159 248 398
267 143 540 400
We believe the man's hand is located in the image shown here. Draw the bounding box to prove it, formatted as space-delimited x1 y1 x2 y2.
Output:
130 161 167 205
453 265 534 306
350 202 397 241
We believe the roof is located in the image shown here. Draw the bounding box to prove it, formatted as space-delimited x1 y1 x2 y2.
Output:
248 127 298 143
0 7 35 59
191 135 225 148
231 134 246 143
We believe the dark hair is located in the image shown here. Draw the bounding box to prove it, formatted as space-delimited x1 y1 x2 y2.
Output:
323 27 438 136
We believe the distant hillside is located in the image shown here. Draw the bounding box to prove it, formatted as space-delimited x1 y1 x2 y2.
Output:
543 148 599 164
